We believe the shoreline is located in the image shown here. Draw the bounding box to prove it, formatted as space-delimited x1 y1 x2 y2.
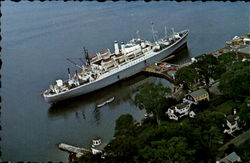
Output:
59 32 250 162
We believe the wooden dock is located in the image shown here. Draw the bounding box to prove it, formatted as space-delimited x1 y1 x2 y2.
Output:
58 143 91 158
142 60 193 83
142 64 175 83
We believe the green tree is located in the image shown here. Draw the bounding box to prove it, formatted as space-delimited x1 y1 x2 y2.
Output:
190 111 225 162
80 151 102 163
138 137 195 163
134 83 171 126
114 114 137 137
195 55 219 86
218 52 237 71
165 137 195 163
104 114 138 162
175 66 200 89
136 122 180 146
104 135 137 163
236 139 250 161
219 61 250 98
239 98 250 128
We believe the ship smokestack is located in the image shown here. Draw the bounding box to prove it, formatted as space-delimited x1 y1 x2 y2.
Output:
114 41 119 55
121 42 125 54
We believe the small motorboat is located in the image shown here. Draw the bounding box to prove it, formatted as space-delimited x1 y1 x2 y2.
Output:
106 97 115 103
96 102 106 108
96 97 115 108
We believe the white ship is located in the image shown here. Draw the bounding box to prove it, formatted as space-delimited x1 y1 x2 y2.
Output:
43 26 189 104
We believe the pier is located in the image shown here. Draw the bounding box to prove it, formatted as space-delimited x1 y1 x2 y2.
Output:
142 64 176 83
58 143 91 160
142 59 193 83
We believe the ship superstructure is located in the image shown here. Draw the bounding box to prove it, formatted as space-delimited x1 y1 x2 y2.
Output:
43 27 189 103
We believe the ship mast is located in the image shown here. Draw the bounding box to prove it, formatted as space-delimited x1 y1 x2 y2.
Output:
171 28 175 35
136 30 140 39
79 58 85 64
151 22 156 42
171 28 175 42
83 47 90 66
165 26 168 38
66 58 84 70
67 68 71 80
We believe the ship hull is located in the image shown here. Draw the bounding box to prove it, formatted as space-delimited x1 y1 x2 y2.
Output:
44 32 188 103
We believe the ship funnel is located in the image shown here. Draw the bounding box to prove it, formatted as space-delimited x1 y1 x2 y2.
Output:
121 42 125 54
114 41 119 55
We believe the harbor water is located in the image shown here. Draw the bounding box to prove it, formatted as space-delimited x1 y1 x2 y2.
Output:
1 1 249 161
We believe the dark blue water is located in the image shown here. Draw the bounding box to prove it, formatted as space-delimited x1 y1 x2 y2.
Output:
1 1 249 161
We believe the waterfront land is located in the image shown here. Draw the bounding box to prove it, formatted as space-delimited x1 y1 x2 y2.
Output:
77 33 250 162
2 2 249 161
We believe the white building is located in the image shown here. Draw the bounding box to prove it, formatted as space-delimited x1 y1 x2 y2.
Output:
223 109 240 135
166 102 194 121
223 115 240 135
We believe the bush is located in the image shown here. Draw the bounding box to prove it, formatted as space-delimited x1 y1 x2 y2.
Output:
209 96 227 107
191 99 209 112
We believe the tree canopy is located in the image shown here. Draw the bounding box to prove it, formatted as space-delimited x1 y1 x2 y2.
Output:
114 114 137 137
97 54 248 163
104 114 138 162
174 54 226 90
134 83 172 125
218 52 237 71
138 137 195 163
102 109 227 163
195 55 219 83
219 61 250 98
239 98 250 128
174 66 200 89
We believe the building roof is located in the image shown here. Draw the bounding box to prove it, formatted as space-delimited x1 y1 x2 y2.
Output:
189 89 208 98
175 102 189 110
219 152 241 163
238 46 250 55
226 115 237 124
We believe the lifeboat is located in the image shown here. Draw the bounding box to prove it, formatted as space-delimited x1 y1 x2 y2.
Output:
115 53 124 59
90 55 97 59
136 52 143 56
90 55 98 62
100 50 110 59
115 53 125 63
100 50 109 55
103 58 113 63
127 54 135 59
102 58 114 66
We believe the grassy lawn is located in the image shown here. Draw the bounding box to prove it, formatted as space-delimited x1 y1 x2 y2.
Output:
213 100 235 114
